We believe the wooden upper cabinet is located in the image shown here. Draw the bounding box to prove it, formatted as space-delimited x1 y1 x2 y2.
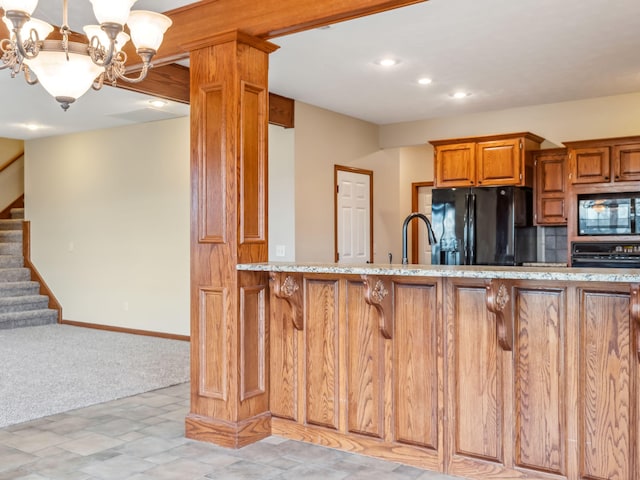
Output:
476 138 521 186
614 142 640 182
566 136 640 185
569 147 610 184
533 149 568 225
431 132 543 188
433 142 476 187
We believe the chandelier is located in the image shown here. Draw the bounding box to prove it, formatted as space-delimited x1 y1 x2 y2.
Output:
0 0 172 111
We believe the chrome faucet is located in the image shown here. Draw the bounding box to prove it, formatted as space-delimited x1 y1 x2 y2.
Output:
402 212 437 265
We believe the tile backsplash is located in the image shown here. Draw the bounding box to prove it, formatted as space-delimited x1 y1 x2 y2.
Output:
542 226 568 263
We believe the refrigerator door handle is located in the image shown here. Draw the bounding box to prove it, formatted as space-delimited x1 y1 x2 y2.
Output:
463 193 470 264
467 193 476 265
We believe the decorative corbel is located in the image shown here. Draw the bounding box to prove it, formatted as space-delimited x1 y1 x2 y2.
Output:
269 272 303 330
485 279 514 351
631 284 640 361
361 275 393 339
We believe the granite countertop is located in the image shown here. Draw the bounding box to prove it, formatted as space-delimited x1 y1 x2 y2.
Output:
237 262 640 283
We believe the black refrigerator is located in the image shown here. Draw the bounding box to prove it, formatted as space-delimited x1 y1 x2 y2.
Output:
430 186 537 266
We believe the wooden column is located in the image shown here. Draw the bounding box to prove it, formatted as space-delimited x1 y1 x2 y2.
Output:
186 30 278 448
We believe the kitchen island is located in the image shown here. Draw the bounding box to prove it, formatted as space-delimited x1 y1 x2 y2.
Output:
235 262 639 480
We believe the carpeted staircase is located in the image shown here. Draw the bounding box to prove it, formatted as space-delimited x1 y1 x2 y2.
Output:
0 208 57 329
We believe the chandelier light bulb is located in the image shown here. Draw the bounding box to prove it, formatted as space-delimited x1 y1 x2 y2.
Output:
90 0 137 26
24 48 105 110
2 16 53 41
0 0 39 16
126 10 172 52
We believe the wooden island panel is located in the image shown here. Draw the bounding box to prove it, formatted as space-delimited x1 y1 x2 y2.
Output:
305 278 340 430
447 280 574 479
346 280 384 438
578 287 636 480
265 270 639 479
393 281 440 450
513 287 566 476
447 281 503 466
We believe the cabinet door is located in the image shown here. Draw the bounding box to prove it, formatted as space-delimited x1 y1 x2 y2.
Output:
577 287 639 480
570 147 610 184
613 142 640 182
434 143 475 188
534 152 567 225
476 138 521 186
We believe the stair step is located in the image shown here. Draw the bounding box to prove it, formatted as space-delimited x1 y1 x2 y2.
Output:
0 230 22 242
0 309 57 329
0 219 22 231
0 243 21 255
10 208 24 220
0 295 49 313
0 267 30 283
0 256 23 268
0 281 40 297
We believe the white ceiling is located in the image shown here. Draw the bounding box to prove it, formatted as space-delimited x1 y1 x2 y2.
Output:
2 0 640 139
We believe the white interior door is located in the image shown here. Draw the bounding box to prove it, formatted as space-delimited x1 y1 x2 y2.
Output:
417 185 434 264
336 169 371 264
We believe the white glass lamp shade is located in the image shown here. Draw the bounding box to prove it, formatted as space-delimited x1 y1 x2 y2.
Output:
3 16 52 41
0 0 39 16
126 10 172 51
24 50 104 101
90 0 137 26
83 25 130 52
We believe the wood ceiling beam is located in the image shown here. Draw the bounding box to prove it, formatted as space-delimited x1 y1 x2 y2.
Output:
131 0 427 66
114 63 190 104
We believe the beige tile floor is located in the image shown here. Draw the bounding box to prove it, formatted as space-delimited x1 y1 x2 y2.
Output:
0 383 464 479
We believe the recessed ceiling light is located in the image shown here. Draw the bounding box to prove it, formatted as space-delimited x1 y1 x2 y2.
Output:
148 99 168 108
418 77 432 85
377 58 399 67
451 91 470 99
22 123 44 131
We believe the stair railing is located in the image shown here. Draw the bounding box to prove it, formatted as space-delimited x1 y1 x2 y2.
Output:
0 151 24 175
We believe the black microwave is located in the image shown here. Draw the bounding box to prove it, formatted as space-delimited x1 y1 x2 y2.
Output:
577 193 640 236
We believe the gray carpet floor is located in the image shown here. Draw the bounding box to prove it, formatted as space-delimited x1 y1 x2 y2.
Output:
0 324 190 428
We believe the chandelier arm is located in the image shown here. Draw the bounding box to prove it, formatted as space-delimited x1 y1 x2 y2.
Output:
87 35 117 68
111 48 156 84
22 65 39 85
12 26 40 60
0 42 17 70
92 72 105 91
114 62 150 84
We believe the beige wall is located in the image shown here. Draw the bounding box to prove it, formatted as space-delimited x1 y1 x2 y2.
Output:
268 124 296 261
25 118 190 336
0 138 25 212
294 102 404 263
379 91 640 149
